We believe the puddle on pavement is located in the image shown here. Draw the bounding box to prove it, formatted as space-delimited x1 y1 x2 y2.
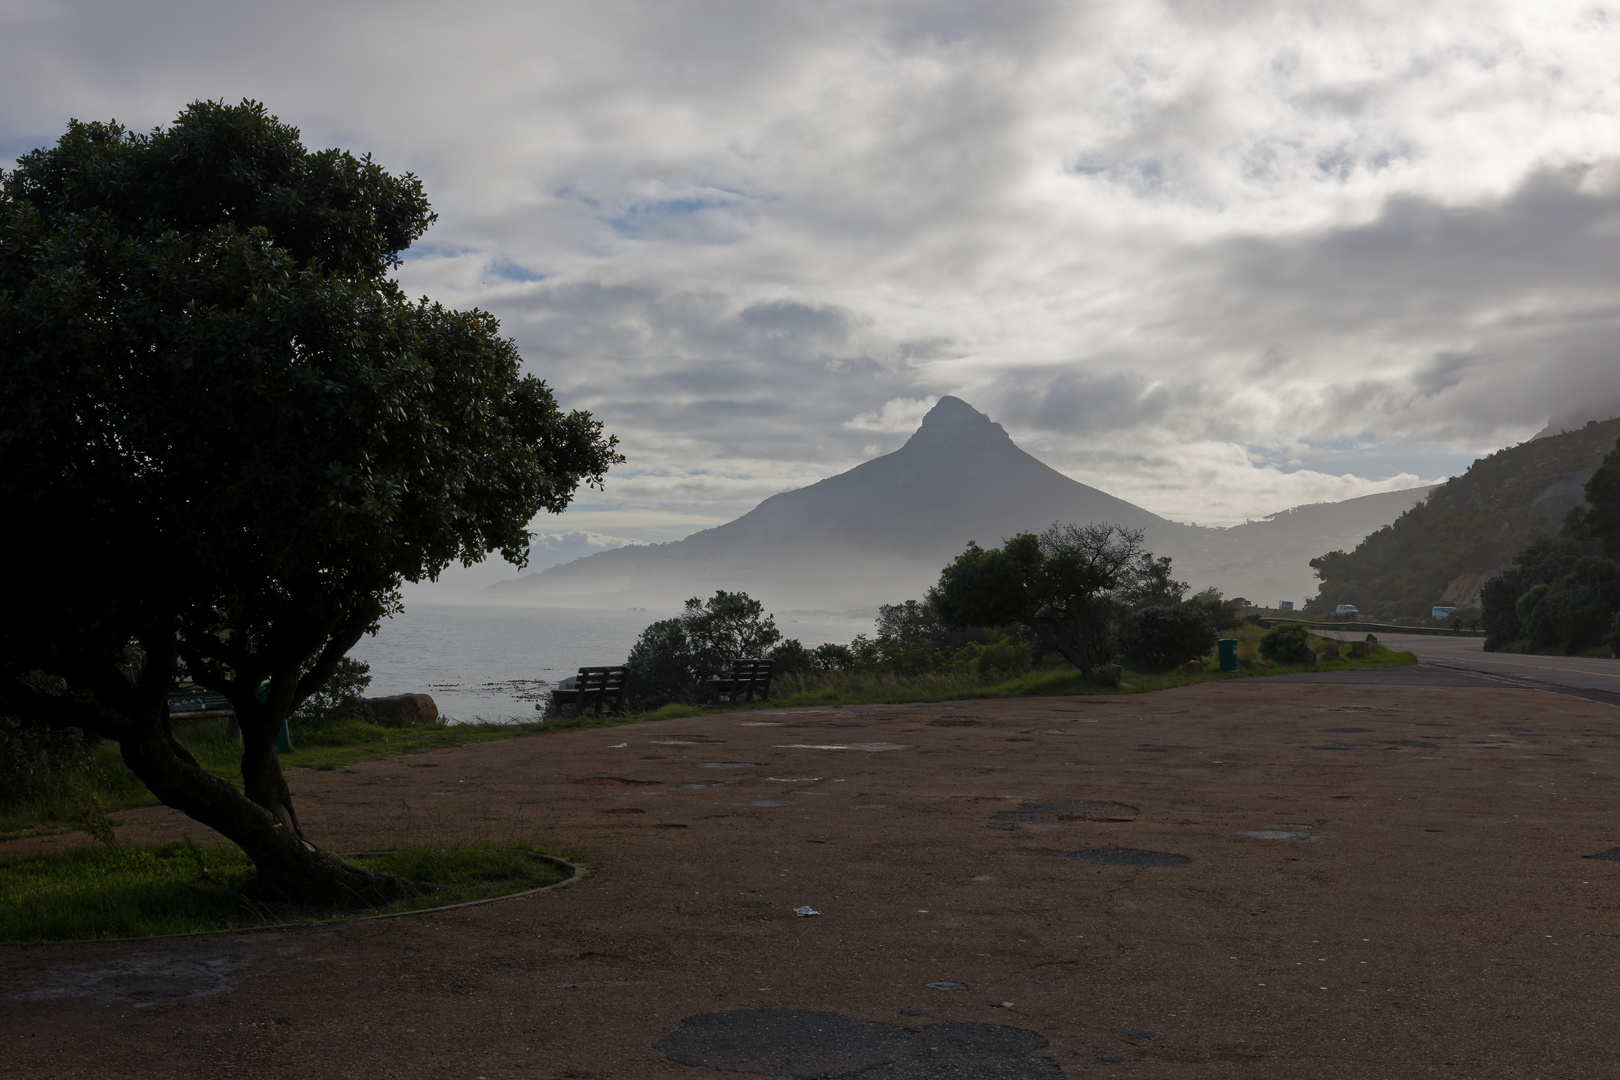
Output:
573 776 661 786
1322 727 1375 733
1237 829 1314 841
656 1008 1060 1078
994 801 1138 824
743 801 791 808
1067 849 1190 866
1313 743 1367 750
677 781 728 789
853 804 888 810
11 954 246 1003
1585 848 1620 862
696 762 764 769
1383 740 1440 750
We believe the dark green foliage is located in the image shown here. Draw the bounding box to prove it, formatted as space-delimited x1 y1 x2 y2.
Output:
624 618 696 710
624 591 782 707
1305 420 1620 619
0 716 103 815
972 639 1032 677
767 639 813 678
1118 605 1218 669
1605 613 1620 658
1475 439 1620 654
1185 587 1246 630
876 599 941 644
811 641 859 671
1519 558 1620 651
1514 584 1555 645
291 658 372 728
0 841 564 943
1258 623 1316 665
1479 538 1584 649
1583 440 1620 558
1117 555 1187 609
932 522 1146 677
0 101 620 902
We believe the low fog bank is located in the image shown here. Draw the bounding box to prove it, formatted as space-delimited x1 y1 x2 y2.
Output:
470 484 1431 616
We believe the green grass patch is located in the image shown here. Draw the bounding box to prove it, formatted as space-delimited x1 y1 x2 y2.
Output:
0 840 568 944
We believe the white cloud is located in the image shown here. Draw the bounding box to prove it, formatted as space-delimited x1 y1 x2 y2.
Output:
844 397 940 434
6 1 1619 530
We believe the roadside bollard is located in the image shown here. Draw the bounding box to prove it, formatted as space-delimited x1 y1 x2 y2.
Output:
1217 638 1238 673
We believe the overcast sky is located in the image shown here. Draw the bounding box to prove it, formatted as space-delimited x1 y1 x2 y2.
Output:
7 0 1620 541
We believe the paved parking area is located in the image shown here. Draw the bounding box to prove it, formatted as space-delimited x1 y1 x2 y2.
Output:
4 681 1620 1078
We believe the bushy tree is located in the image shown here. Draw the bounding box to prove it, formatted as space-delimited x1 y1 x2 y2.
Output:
1118 605 1218 669
0 102 621 904
624 591 781 707
876 599 941 644
811 641 858 671
1117 555 1187 609
931 522 1146 677
767 639 813 678
1581 437 1620 558
291 658 372 728
1258 623 1316 665
1186 587 1246 630
1481 538 1588 650
1516 557 1620 652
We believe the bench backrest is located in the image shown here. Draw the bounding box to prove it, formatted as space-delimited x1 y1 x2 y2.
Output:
729 658 773 701
572 666 627 714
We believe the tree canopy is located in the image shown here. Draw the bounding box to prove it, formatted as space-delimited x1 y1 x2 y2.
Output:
931 522 1146 676
624 591 782 708
0 101 621 904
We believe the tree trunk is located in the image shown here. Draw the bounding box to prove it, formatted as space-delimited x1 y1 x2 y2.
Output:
1036 625 1093 678
119 722 418 908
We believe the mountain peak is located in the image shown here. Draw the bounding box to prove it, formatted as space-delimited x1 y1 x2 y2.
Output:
904 396 1010 449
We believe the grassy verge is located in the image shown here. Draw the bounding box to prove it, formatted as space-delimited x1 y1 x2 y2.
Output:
0 714 565 841
0 624 1412 841
0 840 569 944
764 624 1413 707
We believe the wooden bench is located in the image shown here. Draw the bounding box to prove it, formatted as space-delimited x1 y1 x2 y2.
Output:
704 658 774 704
166 687 235 719
546 666 628 717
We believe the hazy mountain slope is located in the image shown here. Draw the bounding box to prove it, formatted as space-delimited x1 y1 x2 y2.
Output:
503 397 1169 606
502 396 1433 609
1164 487 1435 609
1306 417 1620 619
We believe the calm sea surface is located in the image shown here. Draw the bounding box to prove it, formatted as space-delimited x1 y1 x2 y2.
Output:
347 603 876 723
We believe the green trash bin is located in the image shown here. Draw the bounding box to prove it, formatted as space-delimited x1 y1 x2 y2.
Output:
1217 638 1238 673
257 679 293 752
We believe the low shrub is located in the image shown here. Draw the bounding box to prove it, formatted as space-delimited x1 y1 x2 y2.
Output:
1258 623 1316 665
1118 605 1217 669
973 638 1032 678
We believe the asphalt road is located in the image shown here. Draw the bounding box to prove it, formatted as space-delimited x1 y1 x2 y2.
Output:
1316 631 1620 708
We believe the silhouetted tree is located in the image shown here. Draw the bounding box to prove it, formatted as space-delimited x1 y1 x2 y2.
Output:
0 101 620 905
931 522 1145 677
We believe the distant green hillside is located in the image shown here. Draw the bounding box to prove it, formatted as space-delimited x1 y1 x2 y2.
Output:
1306 418 1620 619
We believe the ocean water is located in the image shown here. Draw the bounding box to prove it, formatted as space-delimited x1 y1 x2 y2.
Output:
347 602 876 723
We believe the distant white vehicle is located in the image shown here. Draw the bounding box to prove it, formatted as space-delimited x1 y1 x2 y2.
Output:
1335 604 1360 616
1432 606 1458 619
1277 601 1294 611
